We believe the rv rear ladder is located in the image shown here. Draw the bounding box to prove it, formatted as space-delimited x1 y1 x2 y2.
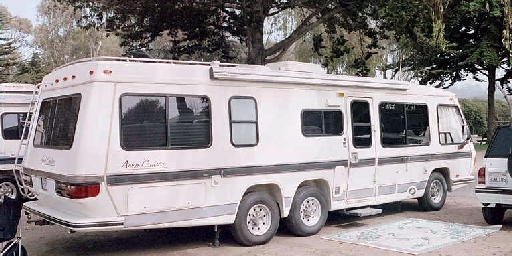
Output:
12 83 42 199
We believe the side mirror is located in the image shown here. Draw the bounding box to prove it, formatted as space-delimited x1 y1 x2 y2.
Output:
463 125 472 141
458 125 472 149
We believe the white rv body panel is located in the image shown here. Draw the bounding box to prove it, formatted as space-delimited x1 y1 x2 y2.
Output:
0 83 35 170
21 57 475 234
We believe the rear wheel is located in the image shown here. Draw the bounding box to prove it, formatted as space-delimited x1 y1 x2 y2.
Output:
0 176 20 203
231 192 280 246
482 207 506 225
285 186 328 237
418 172 447 211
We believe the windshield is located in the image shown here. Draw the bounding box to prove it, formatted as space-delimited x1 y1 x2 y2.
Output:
33 94 81 149
485 126 512 158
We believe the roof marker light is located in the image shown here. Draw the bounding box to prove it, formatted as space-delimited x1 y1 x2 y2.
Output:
89 71 94 75
55 79 59 83
103 70 112 74
63 77 68 81
71 75 76 80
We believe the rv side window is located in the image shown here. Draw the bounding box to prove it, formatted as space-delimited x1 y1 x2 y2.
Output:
120 95 211 149
301 110 343 136
33 94 81 149
438 105 464 144
380 102 429 147
1 113 29 140
229 97 258 146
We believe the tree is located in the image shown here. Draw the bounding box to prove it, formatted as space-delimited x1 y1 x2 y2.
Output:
11 54 48 84
379 0 512 139
0 11 18 82
459 98 487 136
34 0 123 69
64 0 385 65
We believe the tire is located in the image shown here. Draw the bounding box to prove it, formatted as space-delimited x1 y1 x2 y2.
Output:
418 172 447 211
0 176 20 203
285 186 328 237
231 191 280 246
482 207 506 225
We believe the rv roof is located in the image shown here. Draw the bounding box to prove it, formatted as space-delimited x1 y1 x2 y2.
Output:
45 57 415 91
0 83 35 93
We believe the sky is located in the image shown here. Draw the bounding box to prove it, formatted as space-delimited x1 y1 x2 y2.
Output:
2 0 41 25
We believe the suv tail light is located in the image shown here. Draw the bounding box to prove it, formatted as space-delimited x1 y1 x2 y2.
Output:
55 181 100 199
477 167 486 185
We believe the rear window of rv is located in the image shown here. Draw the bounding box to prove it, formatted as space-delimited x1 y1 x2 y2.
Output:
120 95 211 150
33 94 81 149
1 113 29 140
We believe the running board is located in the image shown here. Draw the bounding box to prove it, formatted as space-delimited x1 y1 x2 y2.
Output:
345 207 383 217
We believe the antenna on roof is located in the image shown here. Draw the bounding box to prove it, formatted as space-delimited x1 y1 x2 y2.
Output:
124 49 154 59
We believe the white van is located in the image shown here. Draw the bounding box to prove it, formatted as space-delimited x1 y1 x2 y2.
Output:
475 126 512 224
0 83 35 201
19 57 475 246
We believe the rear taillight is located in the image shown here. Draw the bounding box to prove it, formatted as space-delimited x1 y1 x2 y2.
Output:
55 182 100 199
477 167 486 185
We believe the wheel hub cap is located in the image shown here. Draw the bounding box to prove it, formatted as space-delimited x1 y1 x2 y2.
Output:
247 204 272 236
300 197 321 226
0 181 17 202
430 180 443 203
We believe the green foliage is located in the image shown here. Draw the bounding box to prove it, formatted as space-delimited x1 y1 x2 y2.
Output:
64 0 384 66
0 13 19 82
459 98 512 136
459 98 487 135
10 54 48 84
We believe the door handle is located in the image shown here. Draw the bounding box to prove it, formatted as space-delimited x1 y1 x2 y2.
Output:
351 152 359 163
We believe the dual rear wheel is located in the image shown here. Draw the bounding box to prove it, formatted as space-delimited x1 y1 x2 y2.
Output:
231 186 327 246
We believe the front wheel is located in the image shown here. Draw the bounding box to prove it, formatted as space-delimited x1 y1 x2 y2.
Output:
482 207 506 225
231 192 280 246
285 186 328 237
418 172 447 211
0 176 20 203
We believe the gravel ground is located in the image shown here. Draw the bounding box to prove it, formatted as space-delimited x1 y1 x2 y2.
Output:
15 150 511 256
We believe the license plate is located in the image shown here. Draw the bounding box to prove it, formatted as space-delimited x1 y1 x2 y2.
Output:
488 173 508 186
41 177 47 191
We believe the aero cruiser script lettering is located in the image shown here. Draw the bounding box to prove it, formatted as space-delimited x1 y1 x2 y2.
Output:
41 156 56 166
121 159 166 170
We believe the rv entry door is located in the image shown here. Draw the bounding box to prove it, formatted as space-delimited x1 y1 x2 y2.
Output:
347 98 377 202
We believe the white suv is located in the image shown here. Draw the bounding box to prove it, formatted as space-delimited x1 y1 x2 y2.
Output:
475 126 512 224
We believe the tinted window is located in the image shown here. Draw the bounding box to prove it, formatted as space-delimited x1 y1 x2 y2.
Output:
302 110 343 136
486 127 512 158
229 97 258 146
121 96 167 149
351 101 371 147
1 113 28 140
380 102 429 147
120 95 211 149
34 94 81 149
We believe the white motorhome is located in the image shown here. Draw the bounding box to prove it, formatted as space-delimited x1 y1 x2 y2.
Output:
18 57 475 246
0 83 35 201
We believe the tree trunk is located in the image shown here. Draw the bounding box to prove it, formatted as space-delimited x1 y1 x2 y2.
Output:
245 1 266 65
487 66 497 140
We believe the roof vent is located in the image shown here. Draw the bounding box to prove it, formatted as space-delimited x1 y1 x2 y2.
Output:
266 61 325 75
